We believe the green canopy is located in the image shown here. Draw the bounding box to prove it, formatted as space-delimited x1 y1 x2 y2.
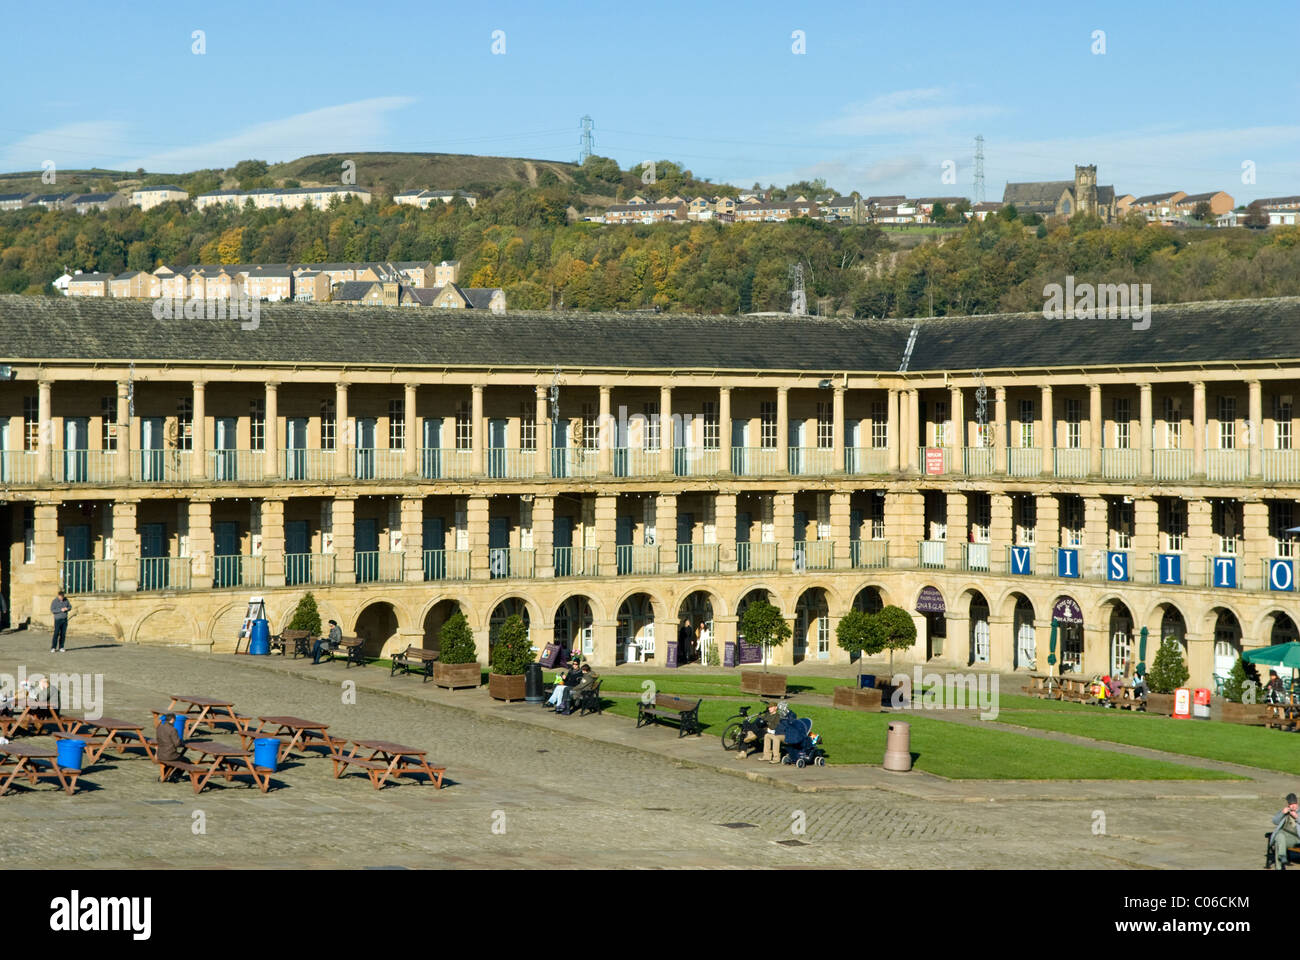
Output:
1242 642 1300 670
1136 626 1149 676
1048 621 1058 668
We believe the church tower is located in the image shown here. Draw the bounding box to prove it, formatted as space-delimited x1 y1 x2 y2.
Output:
1074 164 1097 217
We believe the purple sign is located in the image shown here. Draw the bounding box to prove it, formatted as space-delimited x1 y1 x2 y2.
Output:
915 586 945 614
723 642 737 668
737 640 763 664
665 641 679 668
1052 596 1083 625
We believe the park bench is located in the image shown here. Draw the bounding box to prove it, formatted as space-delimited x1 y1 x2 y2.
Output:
156 758 209 790
390 644 439 681
1025 673 1060 700
271 628 313 659
636 693 702 737
1264 704 1297 731
571 678 603 716
1116 688 1145 711
1266 830 1300 868
321 636 365 667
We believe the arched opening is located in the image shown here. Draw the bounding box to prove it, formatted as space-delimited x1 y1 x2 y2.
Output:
617 593 655 665
421 599 462 651
1108 601 1134 677
355 601 398 658
489 597 530 647
1159 604 1187 662
735 589 772 665
1212 608 1242 685
916 585 946 661
852 586 884 614
1270 611 1299 645
1052 596 1084 673
794 588 830 664
676 591 717 665
1012 594 1035 670
554 595 594 659
968 592 990 665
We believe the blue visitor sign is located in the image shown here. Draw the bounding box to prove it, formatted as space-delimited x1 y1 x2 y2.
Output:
1057 548 1079 578
1107 551 1129 582
1156 554 1182 585
1211 556 1237 589
1269 558 1296 592
1009 546 1032 575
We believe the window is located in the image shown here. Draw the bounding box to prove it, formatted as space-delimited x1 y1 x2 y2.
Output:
582 402 598 450
101 396 117 451
321 399 336 450
644 402 660 450
760 401 777 449
870 400 888 449
702 401 720 450
1018 399 1035 448
1060 495 1084 546
250 399 265 451
1113 398 1130 449
1110 499 1134 550
1272 501 1296 557
869 493 885 540
1276 396 1293 450
1163 396 1181 449
816 401 832 449
933 400 949 447
970 494 991 542
455 402 471 450
177 398 193 451
23 396 37 450
388 399 405 449
1212 499 1241 553
1065 398 1081 448
1218 396 1236 449
1160 498 1186 552
23 505 34 564
520 403 536 451
1015 496 1037 545
817 615 830 656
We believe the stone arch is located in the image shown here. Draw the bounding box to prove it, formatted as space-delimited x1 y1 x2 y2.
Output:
353 600 401 658
552 591 607 625
1000 591 1037 670
421 598 465 651
417 594 477 636
959 588 992 667
487 595 535 645
1251 606 1300 645
731 582 782 619
553 593 598 656
616 591 657 664
793 586 831 665
670 582 729 619
1205 605 1244 682
132 606 200 645
1101 596 1137 677
207 601 249 648
68 609 124 644
850 584 887 614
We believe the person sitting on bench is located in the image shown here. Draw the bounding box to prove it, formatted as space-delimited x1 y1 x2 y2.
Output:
1272 793 1300 869
562 664 597 714
312 620 343 665
547 658 583 711
156 713 188 781
1266 670 1286 704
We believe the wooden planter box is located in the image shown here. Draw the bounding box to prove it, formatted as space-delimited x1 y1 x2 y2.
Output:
1220 700 1268 725
739 670 788 697
488 672 527 702
1145 692 1175 716
432 661 481 690
833 685 882 712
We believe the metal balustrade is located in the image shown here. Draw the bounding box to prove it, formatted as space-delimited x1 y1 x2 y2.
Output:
677 542 720 573
962 542 991 572
138 557 193 592
282 449 337 481
788 447 835 475
285 553 336 586
553 546 599 577
133 449 191 483
423 549 470 581
1008 448 1041 477
794 540 834 571
962 447 995 476
1152 448 1192 480
208 449 264 482
212 554 264 589
844 447 889 474
613 448 658 477
674 447 720 476
1052 448 1089 478
551 447 599 478
354 550 405 584
53 450 117 483
616 544 660 575
59 559 115 594
489 547 536 579
487 448 538 479
354 448 405 480
1263 449 1300 483
1206 449 1249 482
918 539 946 569
731 447 780 476
0 451 39 484
850 539 888 569
916 447 948 474
736 541 778 572
1101 448 1140 480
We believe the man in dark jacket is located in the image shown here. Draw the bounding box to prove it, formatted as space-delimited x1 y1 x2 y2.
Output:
50 591 71 653
677 618 694 663
312 620 344 664
156 713 188 780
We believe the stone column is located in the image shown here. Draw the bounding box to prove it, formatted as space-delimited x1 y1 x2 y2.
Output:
404 383 418 477
887 388 900 472
830 491 852 569
716 492 738 573
776 386 789 474
1243 499 1269 585
533 495 555 578
331 496 355 583
832 384 846 473
1192 380 1206 477
535 386 550 477
991 493 1013 559
718 386 732 475
187 499 213 588
335 381 349 478
1139 382 1153 477
467 495 490 580
887 491 924 569
1186 499 1213 584
1036 494 1060 575
988 614 1014 673
946 611 970 668
773 492 794 571
1083 496 1108 577
1089 383 1103 476
32 503 59 616
1040 383 1053 475
658 385 673 475
115 380 131 481
1133 496 1158 584
1249 379 1263 478
591 619 618 669
261 498 285 587
191 380 207 480
907 389 920 471
598 385 612 475
949 384 963 471
595 493 618 578
264 381 279 479
112 500 139 593
36 379 51 481
655 493 678 574
945 491 968 569
470 383 484 476
994 386 1007 474
1082 624 1108 677
1186 633 1214 690
401 494 424 582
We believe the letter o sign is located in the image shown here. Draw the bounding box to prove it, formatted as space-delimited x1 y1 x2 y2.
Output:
1270 559 1295 592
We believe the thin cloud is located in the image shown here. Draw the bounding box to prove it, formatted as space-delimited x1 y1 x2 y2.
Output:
0 121 132 170
826 88 1007 137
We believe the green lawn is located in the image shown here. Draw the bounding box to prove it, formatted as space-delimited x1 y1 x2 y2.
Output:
599 697 1237 780
992 709 1300 774
595 673 858 698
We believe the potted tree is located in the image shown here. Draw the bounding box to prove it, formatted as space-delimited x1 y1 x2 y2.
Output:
1220 656 1268 724
487 613 534 702
1144 636 1189 715
287 592 322 638
431 612 482 690
738 599 791 697
874 605 918 706
833 609 884 711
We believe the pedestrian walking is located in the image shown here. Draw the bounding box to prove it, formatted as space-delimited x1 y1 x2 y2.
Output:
50 590 71 653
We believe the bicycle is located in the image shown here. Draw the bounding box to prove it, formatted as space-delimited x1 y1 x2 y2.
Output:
721 704 768 752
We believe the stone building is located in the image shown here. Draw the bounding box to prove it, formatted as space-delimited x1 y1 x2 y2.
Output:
2 294 1299 691
1002 165 1118 222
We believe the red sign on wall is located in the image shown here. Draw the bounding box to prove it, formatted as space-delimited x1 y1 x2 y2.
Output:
924 447 945 475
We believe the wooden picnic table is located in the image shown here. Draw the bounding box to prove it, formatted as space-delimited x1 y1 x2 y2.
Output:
0 743 82 796
238 716 331 761
162 696 249 736
59 716 156 763
178 741 273 794
1 696 74 737
332 739 445 790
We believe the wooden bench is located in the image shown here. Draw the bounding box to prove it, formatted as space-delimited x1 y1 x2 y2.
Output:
322 637 365 667
571 678 603 716
1025 673 1060 700
390 645 439 681
156 758 208 791
271 628 313 659
1265 704 1297 731
636 694 702 737
1266 830 1300 868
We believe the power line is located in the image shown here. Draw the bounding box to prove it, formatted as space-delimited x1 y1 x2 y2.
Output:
974 134 985 205
579 115 594 163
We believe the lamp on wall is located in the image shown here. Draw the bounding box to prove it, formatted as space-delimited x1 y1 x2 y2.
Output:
818 379 832 389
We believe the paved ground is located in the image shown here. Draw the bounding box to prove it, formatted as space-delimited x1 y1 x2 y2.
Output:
0 628 1284 869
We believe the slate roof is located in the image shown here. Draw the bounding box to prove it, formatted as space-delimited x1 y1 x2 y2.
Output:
332 281 378 301
1179 191 1222 203
134 185 185 193
1003 181 1072 205
462 288 501 310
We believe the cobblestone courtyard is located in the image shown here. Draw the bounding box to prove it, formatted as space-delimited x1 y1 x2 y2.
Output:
0 629 1283 869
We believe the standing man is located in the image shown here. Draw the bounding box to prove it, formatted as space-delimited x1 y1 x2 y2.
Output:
50 590 71 653
677 617 694 664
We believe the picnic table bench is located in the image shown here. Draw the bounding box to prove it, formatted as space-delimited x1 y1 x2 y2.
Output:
236 716 332 760
158 741 273 794
1265 704 1298 731
390 644 439 681
59 716 157 763
0 743 84 796
1 697 74 737
1025 673 1060 700
636 693 702 737
321 636 366 667
162 695 251 737
271 628 314 659
331 739 445 790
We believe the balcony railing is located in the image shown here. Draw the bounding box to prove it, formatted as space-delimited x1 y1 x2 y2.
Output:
487 448 538 479
1053 448 1089 478
613 448 658 477
731 447 780 476
551 447 599 478
132 449 191 483
212 554 264 589
1008 447 1041 477
282 449 338 481
617 544 660 575
793 539 834 571
1206 449 1249 482
421 448 474 480
54 450 117 484
916 447 948 474
677 542 720 573
423 549 470 581
285 553 336 586
962 541 991 572
59 559 116 594
489 547 535 579
850 539 888 569
0 451 39 484
1101 448 1140 480
1263 449 1300 483
354 448 404 480
736 541 778 572
209 449 265 482
918 539 946 569
674 447 720 476
553 545 599 577
845 447 889 474
788 447 835 475
1153 448 1192 481
962 447 995 476
138 557 193 592
354 550 405 584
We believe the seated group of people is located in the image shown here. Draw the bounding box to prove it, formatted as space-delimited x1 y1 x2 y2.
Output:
1090 673 1146 707
736 702 789 763
545 655 598 714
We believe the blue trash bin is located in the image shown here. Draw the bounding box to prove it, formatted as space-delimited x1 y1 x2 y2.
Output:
172 714 187 738
253 738 279 772
57 738 86 771
248 618 271 656
860 674 876 689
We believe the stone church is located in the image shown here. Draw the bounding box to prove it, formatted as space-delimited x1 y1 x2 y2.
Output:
1002 165 1118 222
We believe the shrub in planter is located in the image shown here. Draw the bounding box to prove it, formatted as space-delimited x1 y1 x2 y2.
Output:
1146 637 1189 694
875 605 918 678
739 598 790 697
1221 656 1261 703
836 609 882 685
488 614 534 701
432 612 481 689
287 592 322 638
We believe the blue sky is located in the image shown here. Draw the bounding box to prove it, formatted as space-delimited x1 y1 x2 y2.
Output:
3 0 1297 201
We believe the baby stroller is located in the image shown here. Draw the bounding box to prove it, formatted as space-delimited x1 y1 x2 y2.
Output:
777 712 826 768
